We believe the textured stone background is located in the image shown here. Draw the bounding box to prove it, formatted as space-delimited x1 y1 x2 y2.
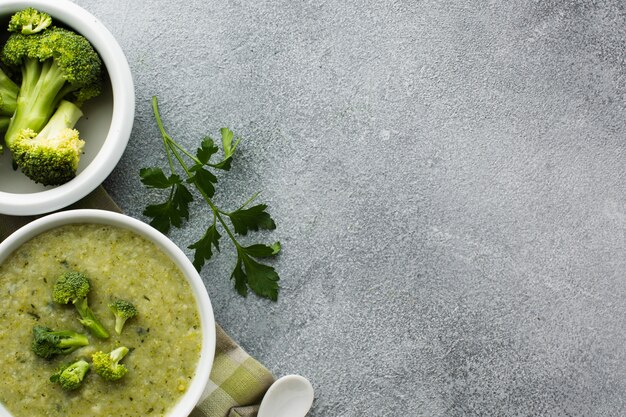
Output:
76 0 625 415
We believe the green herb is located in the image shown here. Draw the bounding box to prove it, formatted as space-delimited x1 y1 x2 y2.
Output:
140 96 281 300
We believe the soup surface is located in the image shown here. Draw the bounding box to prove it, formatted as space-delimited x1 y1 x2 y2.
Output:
0 224 202 417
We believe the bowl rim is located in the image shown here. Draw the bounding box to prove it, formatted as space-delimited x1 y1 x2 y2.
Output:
0 0 135 216
0 209 216 417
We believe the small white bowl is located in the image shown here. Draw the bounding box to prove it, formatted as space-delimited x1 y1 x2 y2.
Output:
0 0 134 215
0 209 216 417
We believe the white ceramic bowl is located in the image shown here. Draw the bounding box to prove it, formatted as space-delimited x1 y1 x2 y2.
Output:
0 209 216 417
0 0 134 215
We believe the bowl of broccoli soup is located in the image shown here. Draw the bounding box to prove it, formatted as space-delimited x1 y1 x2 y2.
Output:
0 209 216 417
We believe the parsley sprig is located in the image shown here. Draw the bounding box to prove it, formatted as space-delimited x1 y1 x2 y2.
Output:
139 96 281 300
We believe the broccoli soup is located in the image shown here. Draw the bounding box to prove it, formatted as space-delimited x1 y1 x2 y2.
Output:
0 224 202 417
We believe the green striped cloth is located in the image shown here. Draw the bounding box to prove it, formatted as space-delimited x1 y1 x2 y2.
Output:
0 186 275 417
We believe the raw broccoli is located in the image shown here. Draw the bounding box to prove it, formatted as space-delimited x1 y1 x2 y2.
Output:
0 66 18 117
108 299 138 335
92 346 129 381
0 13 102 180
10 100 85 185
0 117 9 135
0 67 18 144
52 271 110 339
31 325 89 359
8 7 52 35
50 359 90 390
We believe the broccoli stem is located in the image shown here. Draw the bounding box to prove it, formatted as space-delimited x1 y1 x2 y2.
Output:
31 325 90 359
0 67 18 152
0 117 9 133
0 67 18 117
114 317 124 335
56 334 89 349
74 297 109 339
5 58 68 147
110 346 129 363
37 100 83 138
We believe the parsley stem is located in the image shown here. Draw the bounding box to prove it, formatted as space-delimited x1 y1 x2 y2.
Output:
152 97 178 173
164 139 176 174
234 191 261 212
198 187 242 249
168 143 193 177
152 97 204 167
152 102 193 179
168 137 202 165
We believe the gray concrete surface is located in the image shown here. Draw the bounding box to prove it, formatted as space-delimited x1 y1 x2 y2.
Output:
76 0 625 415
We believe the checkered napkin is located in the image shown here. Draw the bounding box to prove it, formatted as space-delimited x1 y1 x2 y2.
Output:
0 186 275 417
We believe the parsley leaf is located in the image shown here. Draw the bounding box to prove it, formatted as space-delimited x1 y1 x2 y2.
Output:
231 257 248 297
220 127 240 159
232 248 280 300
140 97 281 300
196 138 219 164
139 167 180 189
228 204 277 236
211 156 233 171
243 242 281 258
208 128 241 171
142 182 193 234
189 166 217 198
188 223 221 271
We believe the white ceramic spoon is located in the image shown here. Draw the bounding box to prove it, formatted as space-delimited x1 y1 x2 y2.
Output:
257 374 314 417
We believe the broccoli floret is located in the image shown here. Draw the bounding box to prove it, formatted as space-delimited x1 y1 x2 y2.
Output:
108 300 138 335
52 271 110 339
1 22 102 148
50 359 90 390
10 100 85 185
8 7 52 35
92 346 129 381
31 325 89 359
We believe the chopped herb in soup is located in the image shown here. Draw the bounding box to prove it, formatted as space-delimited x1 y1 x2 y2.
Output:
0 224 202 417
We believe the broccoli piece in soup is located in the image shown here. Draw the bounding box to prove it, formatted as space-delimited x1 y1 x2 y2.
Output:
31 325 89 359
108 299 138 335
52 271 110 339
92 346 130 381
50 359 90 390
